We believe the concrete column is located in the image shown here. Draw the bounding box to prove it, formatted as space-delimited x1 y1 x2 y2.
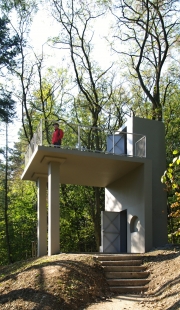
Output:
48 161 60 255
37 177 47 257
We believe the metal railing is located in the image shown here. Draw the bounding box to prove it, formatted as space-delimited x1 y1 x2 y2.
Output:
24 119 146 167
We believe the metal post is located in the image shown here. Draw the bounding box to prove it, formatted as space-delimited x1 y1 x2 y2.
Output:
144 136 146 157
34 133 36 148
113 132 115 154
40 119 42 146
78 125 81 150
29 145 31 161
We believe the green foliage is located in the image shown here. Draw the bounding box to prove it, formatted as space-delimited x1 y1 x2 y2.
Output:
8 178 37 261
0 15 20 123
162 150 180 243
163 81 180 163
111 0 179 121
1 0 38 13
0 93 16 122
60 185 97 252
0 177 6 264
0 141 37 265
0 16 20 69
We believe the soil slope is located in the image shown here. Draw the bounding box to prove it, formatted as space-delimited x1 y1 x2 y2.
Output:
142 245 180 309
0 246 179 310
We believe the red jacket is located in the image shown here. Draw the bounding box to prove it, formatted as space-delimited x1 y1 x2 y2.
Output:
52 128 64 144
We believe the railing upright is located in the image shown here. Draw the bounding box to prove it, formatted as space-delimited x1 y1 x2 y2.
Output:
40 119 42 146
78 125 81 150
144 136 146 157
29 144 31 160
23 121 147 168
113 132 115 154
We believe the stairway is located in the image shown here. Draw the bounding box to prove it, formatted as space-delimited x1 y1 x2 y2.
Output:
95 254 150 294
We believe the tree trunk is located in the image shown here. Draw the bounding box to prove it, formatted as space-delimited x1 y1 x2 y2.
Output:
93 187 101 251
4 122 12 263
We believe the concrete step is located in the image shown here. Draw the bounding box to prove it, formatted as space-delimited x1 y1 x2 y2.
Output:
105 271 150 279
110 285 149 293
103 266 147 272
100 259 142 266
96 255 143 261
107 278 150 286
95 254 150 294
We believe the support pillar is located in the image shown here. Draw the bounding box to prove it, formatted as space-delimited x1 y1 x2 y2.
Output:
48 161 60 255
37 177 47 257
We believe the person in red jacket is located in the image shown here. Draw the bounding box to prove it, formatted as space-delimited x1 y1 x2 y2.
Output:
52 123 64 147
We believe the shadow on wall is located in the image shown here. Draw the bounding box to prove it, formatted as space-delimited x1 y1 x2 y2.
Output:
105 191 122 212
130 216 139 233
130 216 145 253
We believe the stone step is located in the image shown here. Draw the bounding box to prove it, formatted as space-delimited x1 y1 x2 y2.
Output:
110 285 149 293
103 265 147 272
100 259 142 266
107 278 150 286
105 271 150 279
96 255 143 261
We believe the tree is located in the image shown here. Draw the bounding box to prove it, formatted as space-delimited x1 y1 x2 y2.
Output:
0 14 20 122
6 0 38 142
50 0 127 249
28 57 71 145
0 140 37 265
162 66 180 162
111 0 180 121
0 15 20 71
0 93 16 122
60 184 97 252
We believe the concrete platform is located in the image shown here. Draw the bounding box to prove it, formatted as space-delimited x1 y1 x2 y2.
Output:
21 145 147 186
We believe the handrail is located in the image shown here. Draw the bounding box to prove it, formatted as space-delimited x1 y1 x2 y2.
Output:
24 120 146 167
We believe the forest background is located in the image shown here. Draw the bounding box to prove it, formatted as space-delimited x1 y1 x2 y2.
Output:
0 0 180 265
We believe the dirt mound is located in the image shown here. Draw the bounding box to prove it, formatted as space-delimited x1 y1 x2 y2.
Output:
0 246 180 310
142 246 180 309
0 254 111 310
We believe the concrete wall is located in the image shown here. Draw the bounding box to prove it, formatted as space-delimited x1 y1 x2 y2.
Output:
105 162 152 253
104 116 167 252
132 117 167 247
121 116 133 155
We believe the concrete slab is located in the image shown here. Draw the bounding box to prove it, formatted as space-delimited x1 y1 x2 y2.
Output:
21 146 148 187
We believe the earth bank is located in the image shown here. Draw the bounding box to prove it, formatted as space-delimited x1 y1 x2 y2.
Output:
0 246 179 310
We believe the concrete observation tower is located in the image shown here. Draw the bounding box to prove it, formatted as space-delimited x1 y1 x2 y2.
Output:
21 116 167 256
